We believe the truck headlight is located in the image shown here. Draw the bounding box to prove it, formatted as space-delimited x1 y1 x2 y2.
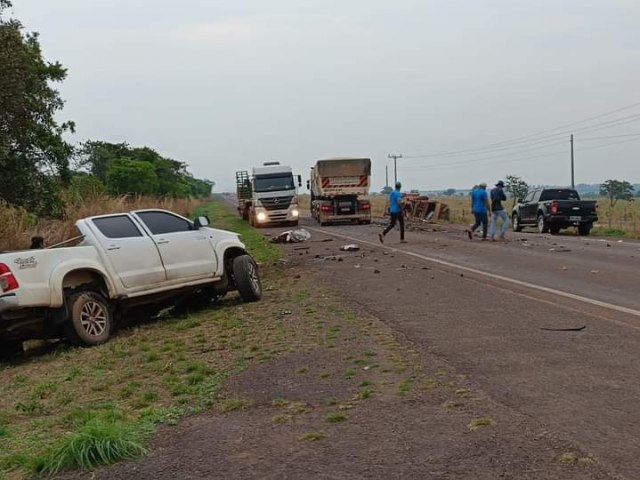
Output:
291 209 299 217
256 212 268 222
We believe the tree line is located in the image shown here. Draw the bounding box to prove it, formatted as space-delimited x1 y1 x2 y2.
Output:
0 1 210 218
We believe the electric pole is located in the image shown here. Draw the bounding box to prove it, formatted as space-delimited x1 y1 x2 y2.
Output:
388 153 402 185
385 165 389 188
570 134 575 189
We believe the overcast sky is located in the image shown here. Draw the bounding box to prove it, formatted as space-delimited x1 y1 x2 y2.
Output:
11 0 640 192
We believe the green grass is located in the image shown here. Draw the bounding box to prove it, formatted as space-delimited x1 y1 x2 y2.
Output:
36 417 149 475
297 430 326 442
468 417 494 431
326 411 348 423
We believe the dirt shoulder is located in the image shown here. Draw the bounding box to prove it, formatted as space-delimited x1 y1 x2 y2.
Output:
72 233 614 480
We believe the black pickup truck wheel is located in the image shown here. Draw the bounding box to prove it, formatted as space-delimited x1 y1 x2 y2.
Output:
512 214 523 232
0 340 24 360
65 291 113 346
578 224 592 236
233 255 262 302
537 215 550 234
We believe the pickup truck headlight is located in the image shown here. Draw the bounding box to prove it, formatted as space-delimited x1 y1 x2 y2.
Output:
291 209 299 218
256 212 268 222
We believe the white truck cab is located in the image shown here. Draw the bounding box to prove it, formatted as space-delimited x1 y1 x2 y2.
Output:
236 162 302 226
0 209 262 356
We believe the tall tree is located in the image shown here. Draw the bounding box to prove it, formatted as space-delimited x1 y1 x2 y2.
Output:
0 1 74 215
600 179 634 207
505 175 529 207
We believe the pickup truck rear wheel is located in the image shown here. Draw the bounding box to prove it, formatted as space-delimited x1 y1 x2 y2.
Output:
233 255 262 302
537 215 549 234
512 214 523 232
578 224 592 236
65 291 113 346
0 340 24 360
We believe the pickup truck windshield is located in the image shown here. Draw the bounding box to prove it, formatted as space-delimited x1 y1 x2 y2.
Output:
540 189 580 201
254 174 295 193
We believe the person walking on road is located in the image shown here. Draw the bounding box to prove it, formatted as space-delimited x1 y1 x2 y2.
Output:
466 182 490 240
379 182 406 244
490 180 509 241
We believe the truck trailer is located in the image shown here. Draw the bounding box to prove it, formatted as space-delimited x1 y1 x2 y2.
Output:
309 157 371 226
236 162 302 227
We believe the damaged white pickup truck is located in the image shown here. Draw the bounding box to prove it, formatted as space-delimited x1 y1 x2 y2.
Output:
0 209 262 357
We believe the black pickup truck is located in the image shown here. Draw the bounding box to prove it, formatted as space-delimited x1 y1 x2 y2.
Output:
512 188 598 236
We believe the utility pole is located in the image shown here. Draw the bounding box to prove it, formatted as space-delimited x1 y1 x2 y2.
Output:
385 165 389 188
570 134 575 189
388 153 402 185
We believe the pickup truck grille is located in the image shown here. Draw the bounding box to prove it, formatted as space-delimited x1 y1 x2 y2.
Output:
260 196 293 211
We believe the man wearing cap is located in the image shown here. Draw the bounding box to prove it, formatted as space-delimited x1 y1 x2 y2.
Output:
490 180 509 241
467 182 490 240
379 181 406 244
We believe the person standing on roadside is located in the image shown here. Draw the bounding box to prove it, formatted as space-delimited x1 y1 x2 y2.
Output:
379 182 406 244
490 180 509 241
466 182 490 240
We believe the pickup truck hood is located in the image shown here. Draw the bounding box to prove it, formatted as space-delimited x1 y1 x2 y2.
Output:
201 227 240 240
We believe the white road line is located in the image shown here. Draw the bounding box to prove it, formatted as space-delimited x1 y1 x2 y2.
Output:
306 226 640 319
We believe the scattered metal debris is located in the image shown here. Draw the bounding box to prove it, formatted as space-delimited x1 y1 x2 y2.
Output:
271 229 311 243
340 244 360 252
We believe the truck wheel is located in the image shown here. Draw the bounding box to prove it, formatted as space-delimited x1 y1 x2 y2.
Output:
537 215 549 234
0 340 24 360
65 291 113 347
512 214 523 232
549 226 561 235
233 255 262 302
578 224 592 236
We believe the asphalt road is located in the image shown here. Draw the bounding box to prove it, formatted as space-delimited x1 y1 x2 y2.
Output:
223 196 640 478
282 215 640 480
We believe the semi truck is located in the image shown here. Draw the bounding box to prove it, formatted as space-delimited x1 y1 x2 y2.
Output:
309 157 372 226
236 162 302 227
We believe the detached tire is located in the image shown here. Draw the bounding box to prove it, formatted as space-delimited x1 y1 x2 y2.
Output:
233 255 262 302
65 291 113 346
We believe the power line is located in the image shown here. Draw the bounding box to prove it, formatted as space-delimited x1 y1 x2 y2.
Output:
404 102 640 159
402 136 640 171
579 132 640 141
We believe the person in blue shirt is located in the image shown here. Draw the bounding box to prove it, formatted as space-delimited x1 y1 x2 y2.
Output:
466 182 490 240
379 182 406 244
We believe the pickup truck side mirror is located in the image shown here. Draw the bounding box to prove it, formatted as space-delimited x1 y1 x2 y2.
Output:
193 216 210 229
306 180 310 190
517 198 523 204
297 175 302 187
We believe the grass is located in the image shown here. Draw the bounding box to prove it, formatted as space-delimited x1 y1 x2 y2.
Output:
467 417 494 431
326 412 348 423
297 430 327 442
36 417 149 475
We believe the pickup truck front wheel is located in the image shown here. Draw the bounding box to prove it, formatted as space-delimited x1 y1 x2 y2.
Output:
65 291 113 346
512 214 523 232
233 255 262 302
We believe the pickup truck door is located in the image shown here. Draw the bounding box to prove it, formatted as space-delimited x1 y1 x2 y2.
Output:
134 211 217 281
90 215 167 288
522 190 540 223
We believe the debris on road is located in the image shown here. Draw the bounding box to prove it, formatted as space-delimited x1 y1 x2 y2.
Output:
315 255 344 262
271 229 311 243
590 270 600 275
340 244 360 252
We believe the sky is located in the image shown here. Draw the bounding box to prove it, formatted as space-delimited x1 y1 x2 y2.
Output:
9 0 640 192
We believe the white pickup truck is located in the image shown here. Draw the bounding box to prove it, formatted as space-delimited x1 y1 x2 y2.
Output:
0 209 262 357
